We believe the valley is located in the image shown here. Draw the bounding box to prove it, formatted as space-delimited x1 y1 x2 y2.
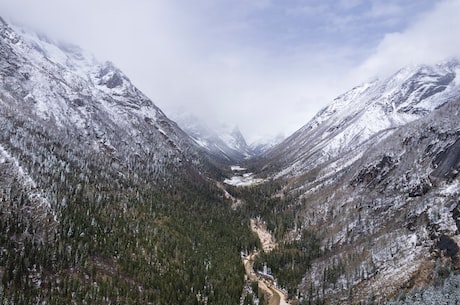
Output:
0 16 459 305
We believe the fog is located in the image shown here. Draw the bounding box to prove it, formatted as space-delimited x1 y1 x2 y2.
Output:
0 0 458 142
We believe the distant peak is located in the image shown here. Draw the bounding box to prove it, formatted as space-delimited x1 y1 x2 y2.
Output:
231 126 242 135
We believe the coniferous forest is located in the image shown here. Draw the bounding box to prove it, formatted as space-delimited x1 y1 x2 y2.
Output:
0 107 260 305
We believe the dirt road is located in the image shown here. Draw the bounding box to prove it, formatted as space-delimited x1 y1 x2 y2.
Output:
243 218 289 305
250 218 276 252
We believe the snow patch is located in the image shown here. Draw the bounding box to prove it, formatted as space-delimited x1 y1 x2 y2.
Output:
224 175 265 187
0 144 53 212
440 180 460 196
225 165 265 186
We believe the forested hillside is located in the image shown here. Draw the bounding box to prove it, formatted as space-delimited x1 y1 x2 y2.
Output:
0 79 262 305
0 19 259 304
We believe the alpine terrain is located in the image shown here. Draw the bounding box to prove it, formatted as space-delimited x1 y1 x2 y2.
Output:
0 17 259 305
249 60 460 304
1 15 460 305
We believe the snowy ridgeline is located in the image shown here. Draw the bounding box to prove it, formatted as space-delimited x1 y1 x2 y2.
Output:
224 166 265 187
268 59 460 178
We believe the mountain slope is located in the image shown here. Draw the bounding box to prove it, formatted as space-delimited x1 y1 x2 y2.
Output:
264 60 460 178
0 18 257 305
295 99 460 303
1 19 203 169
251 61 460 304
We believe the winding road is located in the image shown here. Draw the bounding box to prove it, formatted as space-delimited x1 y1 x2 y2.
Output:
243 219 289 305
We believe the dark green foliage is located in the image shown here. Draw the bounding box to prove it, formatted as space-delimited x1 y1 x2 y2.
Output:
322 259 345 285
0 109 259 304
0 182 257 304
228 181 297 240
253 229 322 297
243 293 255 305
228 180 323 296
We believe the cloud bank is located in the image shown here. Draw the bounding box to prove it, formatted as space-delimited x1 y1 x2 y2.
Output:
0 0 457 142
354 0 460 80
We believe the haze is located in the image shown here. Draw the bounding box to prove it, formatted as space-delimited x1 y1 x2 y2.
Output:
1 0 459 142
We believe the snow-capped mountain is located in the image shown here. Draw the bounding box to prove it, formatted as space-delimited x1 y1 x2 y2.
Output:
0 17 252 305
249 133 285 155
297 99 460 303
0 17 223 245
2 14 460 304
256 60 460 303
265 60 460 178
173 113 254 162
0 18 205 174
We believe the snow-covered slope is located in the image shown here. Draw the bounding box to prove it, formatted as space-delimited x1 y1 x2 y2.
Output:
0 18 203 174
0 18 224 235
0 18 254 305
173 114 254 162
256 60 460 303
296 98 460 303
265 60 460 178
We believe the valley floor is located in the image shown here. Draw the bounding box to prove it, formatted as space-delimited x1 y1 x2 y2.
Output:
242 218 289 305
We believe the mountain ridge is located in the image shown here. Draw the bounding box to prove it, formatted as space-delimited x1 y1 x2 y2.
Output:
247 59 460 304
263 59 460 179
0 19 216 173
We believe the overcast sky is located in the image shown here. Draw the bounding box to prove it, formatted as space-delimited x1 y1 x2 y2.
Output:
1 0 459 142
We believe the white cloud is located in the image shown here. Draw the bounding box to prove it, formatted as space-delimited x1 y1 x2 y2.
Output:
368 2 403 18
354 0 460 80
0 0 455 142
338 0 364 10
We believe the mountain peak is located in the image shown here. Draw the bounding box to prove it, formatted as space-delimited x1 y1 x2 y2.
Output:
172 114 255 162
265 59 460 178
0 18 202 168
96 61 126 89
257 60 460 303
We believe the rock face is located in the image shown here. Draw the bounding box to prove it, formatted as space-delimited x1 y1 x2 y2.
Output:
259 62 460 303
431 138 460 180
